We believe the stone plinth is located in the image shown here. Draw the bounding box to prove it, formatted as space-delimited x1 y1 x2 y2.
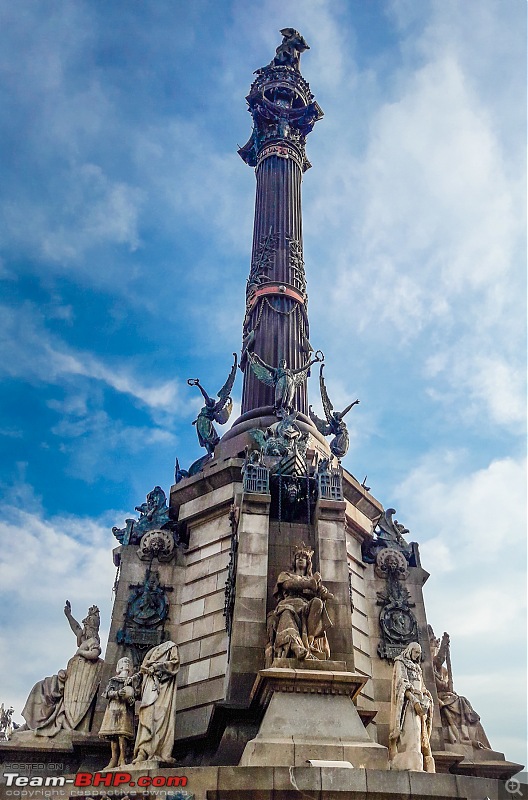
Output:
240 665 388 769
435 745 523 781
0 765 513 800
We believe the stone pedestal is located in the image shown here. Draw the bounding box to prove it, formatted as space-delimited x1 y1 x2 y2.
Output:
434 745 524 780
240 664 389 769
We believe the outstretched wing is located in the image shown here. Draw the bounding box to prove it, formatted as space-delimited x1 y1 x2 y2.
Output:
248 352 275 387
292 367 310 390
309 405 332 436
249 429 268 450
214 353 238 419
319 364 334 422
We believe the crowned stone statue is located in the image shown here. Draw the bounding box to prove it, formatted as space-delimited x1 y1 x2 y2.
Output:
18 602 103 737
265 543 333 666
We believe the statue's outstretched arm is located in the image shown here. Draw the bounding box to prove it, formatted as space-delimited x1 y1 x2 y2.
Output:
187 378 212 404
64 600 82 638
292 349 324 375
250 351 272 370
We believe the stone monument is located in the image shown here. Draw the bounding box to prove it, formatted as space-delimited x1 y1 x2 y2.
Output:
0 27 522 800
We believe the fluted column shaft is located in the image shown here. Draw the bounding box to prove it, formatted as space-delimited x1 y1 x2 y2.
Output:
241 151 310 415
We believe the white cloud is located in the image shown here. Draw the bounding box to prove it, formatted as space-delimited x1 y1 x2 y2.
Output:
393 450 526 761
0 502 116 721
0 303 182 415
39 165 143 262
396 451 526 567
302 3 525 440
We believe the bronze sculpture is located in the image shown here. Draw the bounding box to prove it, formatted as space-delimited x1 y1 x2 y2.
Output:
309 364 359 459
248 350 323 416
112 485 172 545
188 353 238 454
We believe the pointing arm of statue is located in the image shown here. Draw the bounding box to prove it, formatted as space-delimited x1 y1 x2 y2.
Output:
64 600 82 638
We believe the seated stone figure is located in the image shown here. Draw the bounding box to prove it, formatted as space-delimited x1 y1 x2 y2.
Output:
266 544 333 666
429 627 491 749
18 601 103 737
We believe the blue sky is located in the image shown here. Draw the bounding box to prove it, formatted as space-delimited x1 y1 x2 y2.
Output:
0 0 525 767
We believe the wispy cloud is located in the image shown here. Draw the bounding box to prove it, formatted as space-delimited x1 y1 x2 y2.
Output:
0 498 115 721
0 302 182 414
393 449 526 758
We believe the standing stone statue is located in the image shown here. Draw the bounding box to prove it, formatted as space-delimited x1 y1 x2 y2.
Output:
309 363 359 459
429 627 491 749
188 353 238 454
0 704 15 740
266 544 333 666
389 642 435 773
248 350 323 416
132 640 180 764
19 602 103 737
99 657 141 769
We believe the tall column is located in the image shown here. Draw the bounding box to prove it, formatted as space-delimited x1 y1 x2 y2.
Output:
238 30 323 416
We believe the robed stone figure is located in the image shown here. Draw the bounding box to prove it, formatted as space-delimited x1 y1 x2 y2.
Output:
132 640 180 764
389 642 435 773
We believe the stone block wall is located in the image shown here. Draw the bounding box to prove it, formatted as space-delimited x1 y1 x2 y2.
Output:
174 481 240 741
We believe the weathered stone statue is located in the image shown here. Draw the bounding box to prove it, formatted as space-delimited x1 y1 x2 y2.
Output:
429 627 491 749
389 642 435 773
0 704 15 740
99 657 141 769
266 544 333 666
19 602 103 737
309 363 359 459
132 640 180 764
188 353 238 454
112 485 173 545
248 350 323 416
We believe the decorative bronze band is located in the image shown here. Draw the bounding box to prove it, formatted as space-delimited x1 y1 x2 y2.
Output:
247 282 305 309
256 142 303 171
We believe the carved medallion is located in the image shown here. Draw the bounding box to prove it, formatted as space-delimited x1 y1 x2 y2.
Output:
137 529 175 562
375 547 408 580
376 546 419 661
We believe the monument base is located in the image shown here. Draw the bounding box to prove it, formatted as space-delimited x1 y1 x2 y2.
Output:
239 665 388 769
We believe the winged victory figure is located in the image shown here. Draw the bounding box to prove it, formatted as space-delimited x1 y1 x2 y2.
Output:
309 364 359 459
188 353 238 455
248 350 323 417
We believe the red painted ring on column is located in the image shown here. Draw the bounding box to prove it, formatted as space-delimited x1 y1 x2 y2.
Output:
247 282 306 309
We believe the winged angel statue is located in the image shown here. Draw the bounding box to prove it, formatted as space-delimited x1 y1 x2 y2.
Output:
309 364 359 459
188 353 238 455
248 350 323 416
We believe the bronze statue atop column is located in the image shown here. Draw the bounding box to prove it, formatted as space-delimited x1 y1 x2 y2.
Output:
309 363 359 459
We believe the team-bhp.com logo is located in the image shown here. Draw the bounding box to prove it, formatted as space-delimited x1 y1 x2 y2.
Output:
3 772 189 789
